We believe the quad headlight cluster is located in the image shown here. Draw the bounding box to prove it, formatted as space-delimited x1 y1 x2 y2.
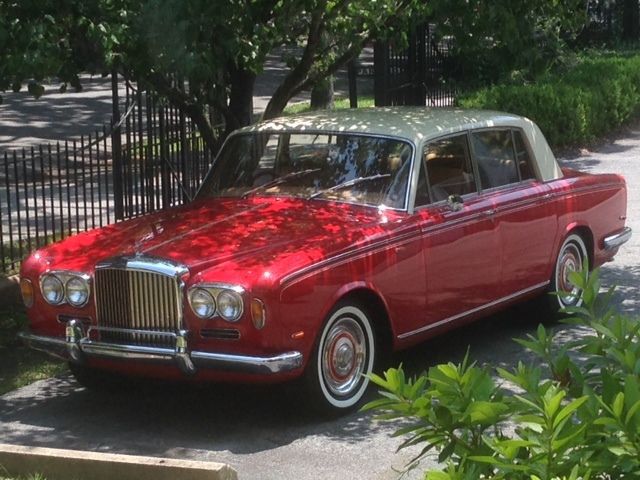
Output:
188 284 244 322
39 272 90 307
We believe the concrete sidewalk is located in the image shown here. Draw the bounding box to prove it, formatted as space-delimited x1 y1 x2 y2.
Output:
0 48 373 151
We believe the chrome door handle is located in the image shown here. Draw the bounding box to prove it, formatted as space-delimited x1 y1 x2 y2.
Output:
483 209 496 217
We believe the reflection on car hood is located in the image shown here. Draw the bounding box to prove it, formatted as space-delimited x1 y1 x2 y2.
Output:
35 197 407 283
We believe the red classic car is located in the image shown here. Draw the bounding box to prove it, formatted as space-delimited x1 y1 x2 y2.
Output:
18 108 631 411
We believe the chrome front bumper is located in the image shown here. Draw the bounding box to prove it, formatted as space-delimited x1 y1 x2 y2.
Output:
18 322 303 376
604 227 632 251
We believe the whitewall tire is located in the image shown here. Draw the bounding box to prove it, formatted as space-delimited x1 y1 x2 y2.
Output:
307 303 376 411
551 233 589 310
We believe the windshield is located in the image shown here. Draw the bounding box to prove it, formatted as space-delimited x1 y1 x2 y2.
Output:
197 132 413 209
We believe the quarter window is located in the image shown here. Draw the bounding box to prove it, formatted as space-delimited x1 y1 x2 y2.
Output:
471 130 519 189
513 130 535 180
423 134 477 202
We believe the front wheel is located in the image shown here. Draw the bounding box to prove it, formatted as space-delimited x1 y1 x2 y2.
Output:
305 303 376 412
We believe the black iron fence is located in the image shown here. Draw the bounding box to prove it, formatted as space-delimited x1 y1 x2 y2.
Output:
111 76 218 221
1 131 115 272
0 75 217 274
374 23 458 107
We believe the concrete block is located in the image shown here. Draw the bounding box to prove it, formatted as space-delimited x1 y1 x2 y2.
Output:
0 274 21 307
0 444 237 480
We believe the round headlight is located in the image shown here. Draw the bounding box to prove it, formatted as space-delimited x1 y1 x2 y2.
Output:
41 274 64 305
66 276 89 307
190 288 216 319
217 289 243 322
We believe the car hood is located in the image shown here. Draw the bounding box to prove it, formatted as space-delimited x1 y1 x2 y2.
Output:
30 197 409 286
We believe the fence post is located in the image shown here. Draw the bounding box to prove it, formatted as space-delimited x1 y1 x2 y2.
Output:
347 59 358 108
373 40 390 106
111 70 124 220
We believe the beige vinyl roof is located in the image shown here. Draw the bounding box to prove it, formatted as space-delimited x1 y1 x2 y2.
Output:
239 107 562 181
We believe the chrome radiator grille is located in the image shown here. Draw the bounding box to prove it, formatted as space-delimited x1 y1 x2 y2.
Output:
94 268 182 346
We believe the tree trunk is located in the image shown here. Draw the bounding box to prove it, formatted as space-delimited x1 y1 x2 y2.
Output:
310 75 334 110
227 65 256 133
622 0 640 42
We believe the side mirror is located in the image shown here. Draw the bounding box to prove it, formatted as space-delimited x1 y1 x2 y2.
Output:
447 194 464 212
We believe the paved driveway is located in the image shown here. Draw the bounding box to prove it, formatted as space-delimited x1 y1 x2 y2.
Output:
1 126 638 479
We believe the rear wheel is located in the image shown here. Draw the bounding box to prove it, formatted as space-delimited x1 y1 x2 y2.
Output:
545 233 589 318
305 302 376 412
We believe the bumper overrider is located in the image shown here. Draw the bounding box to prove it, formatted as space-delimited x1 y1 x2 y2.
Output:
603 226 633 251
18 320 303 375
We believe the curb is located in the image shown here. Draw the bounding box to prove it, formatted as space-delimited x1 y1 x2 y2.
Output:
0 444 238 480
0 275 21 308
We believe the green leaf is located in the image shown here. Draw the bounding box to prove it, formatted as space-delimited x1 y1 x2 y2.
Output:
624 399 640 426
613 392 625 419
434 405 453 427
553 396 588 429
466 401 508 425
438 441 456 463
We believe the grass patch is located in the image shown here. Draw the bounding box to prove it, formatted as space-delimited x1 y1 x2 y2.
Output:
2 234 65 277
0 304 66 396
283 95 375 116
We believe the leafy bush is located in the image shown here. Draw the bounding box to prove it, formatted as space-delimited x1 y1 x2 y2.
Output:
364 268 640 479
458 54 640 147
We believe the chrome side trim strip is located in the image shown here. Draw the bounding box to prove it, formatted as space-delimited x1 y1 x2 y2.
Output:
397 281 550 340
604 227 632 251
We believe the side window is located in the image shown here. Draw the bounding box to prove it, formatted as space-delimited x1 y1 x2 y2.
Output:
512 130 536 180
471 130 519 189
424 134 477 202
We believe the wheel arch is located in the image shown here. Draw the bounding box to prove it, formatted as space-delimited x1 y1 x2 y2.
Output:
564 224 594 269
334 286 395 355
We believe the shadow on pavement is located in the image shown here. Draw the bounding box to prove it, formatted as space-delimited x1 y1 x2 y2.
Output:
0 263 637 460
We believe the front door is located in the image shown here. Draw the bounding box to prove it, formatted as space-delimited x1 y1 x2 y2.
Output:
399 132 502 340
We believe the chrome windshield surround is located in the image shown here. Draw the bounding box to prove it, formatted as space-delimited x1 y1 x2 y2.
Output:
95 255 189 278
197 130 417 213
603 227 632 251
38 270 92 307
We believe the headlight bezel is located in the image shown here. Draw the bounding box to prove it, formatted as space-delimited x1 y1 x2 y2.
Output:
65 275 91 307
188 287 217 319
188 283 245 322
39 271 91 307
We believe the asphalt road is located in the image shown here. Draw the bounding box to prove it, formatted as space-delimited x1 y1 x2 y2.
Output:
1 125 638 479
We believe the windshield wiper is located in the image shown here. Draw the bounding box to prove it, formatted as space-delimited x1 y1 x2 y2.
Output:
308 174 391 200
241 168 321 199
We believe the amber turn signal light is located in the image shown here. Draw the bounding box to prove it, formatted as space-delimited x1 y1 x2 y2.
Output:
20 278 34 308
250 298 266 330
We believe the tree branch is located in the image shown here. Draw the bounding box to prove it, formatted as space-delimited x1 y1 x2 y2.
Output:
144 71 223 154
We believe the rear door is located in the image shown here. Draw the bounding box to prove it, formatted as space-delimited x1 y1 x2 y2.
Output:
469 128 558 295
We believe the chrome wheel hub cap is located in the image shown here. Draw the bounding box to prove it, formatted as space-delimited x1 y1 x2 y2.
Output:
558 244 582 305
322 317 366 397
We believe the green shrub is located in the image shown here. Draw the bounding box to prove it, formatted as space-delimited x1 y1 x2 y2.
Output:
364 268 640 479
458 54 640 147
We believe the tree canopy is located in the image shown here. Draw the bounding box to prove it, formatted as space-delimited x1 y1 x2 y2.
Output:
0 0 426 151
1 1 627 152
